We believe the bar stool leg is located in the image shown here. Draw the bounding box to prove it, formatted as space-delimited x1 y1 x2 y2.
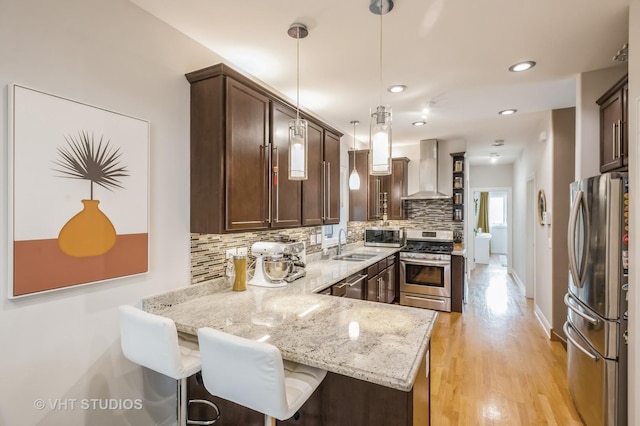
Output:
178 378 188 426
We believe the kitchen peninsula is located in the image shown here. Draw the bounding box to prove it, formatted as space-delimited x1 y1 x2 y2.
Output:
144 245 437 425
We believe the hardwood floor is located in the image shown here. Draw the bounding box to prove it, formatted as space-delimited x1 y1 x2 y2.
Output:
430 256 584 425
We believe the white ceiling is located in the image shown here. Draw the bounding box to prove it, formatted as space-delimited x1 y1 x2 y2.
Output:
130 0 630 165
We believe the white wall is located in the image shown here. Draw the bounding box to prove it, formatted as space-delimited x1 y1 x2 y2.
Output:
0 0 221 424
627 2 639 424
469 164 513 188
575 66 627 180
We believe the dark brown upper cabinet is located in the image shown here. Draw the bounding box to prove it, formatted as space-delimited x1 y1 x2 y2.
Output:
302 121 341 226
598 74 628 173
348 150 370 221
348 155 409 222
186 64 342 233
270 101 302 229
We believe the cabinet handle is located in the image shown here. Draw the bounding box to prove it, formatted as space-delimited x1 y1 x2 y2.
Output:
612 121 618 159
261 145 271 224
327 161 331 220
616 119 622 158
376 179 381 217
378 277 383 301
274 146 279 223
322 161 327 220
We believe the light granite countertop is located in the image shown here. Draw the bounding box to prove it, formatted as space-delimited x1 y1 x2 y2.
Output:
143 243 438 392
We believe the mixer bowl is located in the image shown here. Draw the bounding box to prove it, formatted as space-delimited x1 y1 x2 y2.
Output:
263 259 291 281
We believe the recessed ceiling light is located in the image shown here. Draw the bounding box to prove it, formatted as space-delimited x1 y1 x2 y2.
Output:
490 152 500 163
492 140 504 146
509 61 536 72
412 121 426 126
499 109 517 115
387 85 406 93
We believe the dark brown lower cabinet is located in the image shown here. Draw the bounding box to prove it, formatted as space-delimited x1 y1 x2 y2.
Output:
451 255 465 313
187 342 430 426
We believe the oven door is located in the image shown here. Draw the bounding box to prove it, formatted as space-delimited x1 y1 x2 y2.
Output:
400 258 451 298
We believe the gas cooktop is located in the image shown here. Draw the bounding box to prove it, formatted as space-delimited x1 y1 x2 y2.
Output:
401 229 454 255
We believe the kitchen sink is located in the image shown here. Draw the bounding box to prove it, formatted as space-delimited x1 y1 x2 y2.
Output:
332 253 378 262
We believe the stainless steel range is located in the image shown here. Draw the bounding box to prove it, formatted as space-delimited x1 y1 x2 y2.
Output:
399 230 453 312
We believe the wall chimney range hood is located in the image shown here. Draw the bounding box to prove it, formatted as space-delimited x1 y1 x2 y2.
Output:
402 139 450 200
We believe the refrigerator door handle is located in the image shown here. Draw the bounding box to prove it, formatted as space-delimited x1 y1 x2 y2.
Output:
567 189 590 288
564 321 598 361
564 293 599 325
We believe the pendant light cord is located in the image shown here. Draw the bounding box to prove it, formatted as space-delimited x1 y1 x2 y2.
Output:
296 27 301 121
379 0 383 107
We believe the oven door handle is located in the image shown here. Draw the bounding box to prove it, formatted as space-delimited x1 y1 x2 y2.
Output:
401 259 450 267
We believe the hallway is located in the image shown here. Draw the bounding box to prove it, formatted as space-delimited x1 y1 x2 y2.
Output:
430 256 583 425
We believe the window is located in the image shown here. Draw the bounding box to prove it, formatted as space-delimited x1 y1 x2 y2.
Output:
489 192 507 225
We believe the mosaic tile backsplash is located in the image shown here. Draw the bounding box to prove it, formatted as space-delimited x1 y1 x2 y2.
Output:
191 199 463 283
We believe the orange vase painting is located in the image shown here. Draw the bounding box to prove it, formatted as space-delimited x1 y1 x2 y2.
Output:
10 84 149 298
53 131 129 257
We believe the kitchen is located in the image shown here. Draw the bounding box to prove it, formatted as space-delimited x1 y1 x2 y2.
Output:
0 0 638 425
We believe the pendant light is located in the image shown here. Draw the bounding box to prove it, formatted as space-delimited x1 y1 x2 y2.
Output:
288 23 309 180
369 0 393 176
348 120 361 190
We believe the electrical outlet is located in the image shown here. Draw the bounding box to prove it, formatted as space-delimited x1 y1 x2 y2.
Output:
227 247 248 258
310 234 317 245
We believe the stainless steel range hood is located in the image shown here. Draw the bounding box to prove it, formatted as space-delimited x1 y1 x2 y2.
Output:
401 139 450 200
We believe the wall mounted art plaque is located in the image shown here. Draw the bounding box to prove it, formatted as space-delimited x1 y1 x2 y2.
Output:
7 84 149 298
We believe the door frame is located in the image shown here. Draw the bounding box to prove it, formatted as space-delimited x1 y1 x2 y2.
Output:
468 186 513 273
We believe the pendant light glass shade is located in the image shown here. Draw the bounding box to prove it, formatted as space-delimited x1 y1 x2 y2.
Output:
349 168 361 190
368 1 392 176
288 23 309 181
288 118 308 179
369 105 392 175
349 120 361 190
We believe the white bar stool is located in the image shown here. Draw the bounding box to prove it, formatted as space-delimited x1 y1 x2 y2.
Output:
118 305 220 426
197 327 327 426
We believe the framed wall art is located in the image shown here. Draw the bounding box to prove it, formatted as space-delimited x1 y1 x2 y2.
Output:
7 84 149 298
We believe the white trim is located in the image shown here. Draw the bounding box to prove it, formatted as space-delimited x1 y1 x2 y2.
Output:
510 270 526 296
534 303 552 339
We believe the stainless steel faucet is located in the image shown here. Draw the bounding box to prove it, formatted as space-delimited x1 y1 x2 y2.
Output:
338 228 347 255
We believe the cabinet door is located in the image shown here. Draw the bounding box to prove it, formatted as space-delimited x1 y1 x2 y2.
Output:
599 89 623 172
383 263 395 303
348 150 369 221
368 176 382 220
225 78 270 231
302 120 324 226
270 101 302 228
324 130 341 224
388 158 408 220
367 275 380 302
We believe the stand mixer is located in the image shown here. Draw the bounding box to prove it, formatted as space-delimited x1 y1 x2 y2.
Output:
248 241 306 288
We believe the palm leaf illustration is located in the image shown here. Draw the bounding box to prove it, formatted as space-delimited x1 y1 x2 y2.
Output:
53 130 129 199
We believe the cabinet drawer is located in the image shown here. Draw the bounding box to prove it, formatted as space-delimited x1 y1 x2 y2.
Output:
386 255 396 268
367 264 379 279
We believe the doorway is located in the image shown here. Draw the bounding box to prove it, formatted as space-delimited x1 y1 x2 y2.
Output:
470 188 512 272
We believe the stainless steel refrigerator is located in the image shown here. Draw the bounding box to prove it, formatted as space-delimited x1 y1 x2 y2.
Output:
565 172 629 426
